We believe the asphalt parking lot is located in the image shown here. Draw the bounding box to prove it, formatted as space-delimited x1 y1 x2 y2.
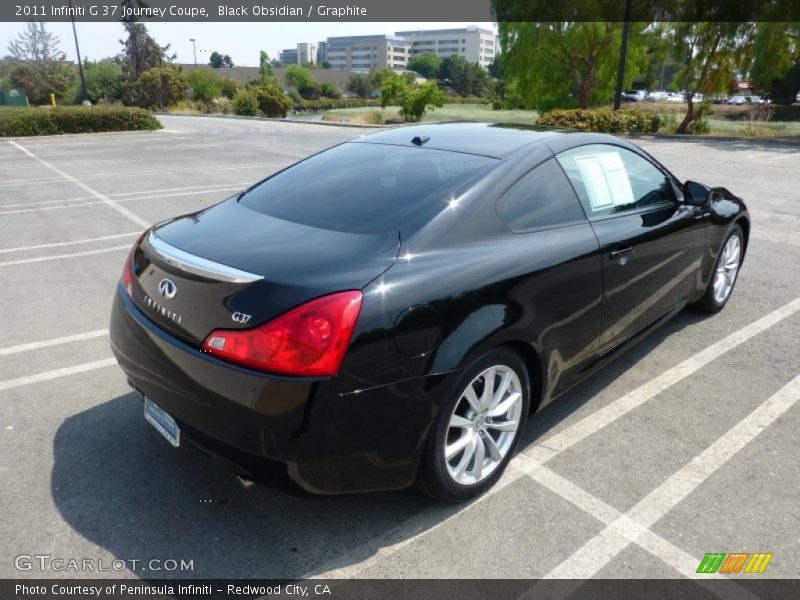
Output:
0 116 798 584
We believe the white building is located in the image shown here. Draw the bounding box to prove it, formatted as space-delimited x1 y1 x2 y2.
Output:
297 42 317 65
325 35 410 73
394 26 497 70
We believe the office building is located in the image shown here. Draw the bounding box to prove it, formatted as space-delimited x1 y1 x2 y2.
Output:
278 48 299 66
394 26 496 69
325 34 411 72
297 42 317 65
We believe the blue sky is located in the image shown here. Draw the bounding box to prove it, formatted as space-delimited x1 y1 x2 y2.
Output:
1 22 496 66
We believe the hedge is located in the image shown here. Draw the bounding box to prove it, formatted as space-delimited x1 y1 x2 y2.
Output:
0 106 162 136
293 98 379 111
537 108 661 133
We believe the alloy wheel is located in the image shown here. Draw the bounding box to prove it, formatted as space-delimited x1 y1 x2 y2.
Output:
444 365 523 485
713 234 742 304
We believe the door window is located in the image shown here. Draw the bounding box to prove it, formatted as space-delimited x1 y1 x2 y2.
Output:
556 144 676 218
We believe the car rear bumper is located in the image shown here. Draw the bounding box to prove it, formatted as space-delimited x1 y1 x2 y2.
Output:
109 286 449 494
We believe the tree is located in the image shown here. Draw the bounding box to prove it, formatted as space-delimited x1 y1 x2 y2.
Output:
380 77 445 122
407 52 441 79
748 22 800 94
369 68 401 90
118 22 173 90
81 59 124 103
499 22 648 111
346 73 372 98
259 51 273 82
209 51 234 68
209 51 224 68
136 65 188 110
7 22 76 104
187 68 222 102
7 22 64 62
284 64 317 98
438 55 489 97
321 61 332 69
10 62 76 104
667 22 750 133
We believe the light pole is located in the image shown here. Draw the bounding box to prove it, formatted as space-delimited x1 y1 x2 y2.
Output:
68 0 88 104
189 38 197 67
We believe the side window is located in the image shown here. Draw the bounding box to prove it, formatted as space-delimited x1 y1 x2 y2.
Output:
496 158 586 233
556 144 675 218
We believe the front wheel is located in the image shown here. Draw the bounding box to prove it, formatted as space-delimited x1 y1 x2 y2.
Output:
694 225 744 314
417 348 530 502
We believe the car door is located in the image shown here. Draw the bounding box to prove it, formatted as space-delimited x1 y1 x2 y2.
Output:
555 143 706 353
495 157 603 399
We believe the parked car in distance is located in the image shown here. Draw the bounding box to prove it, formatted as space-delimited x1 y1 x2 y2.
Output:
796 91 800 103
710 94 730 104
727 95 748 105
622 89 648 102
110 123 750 502
666 92 685 103
647 91 669 102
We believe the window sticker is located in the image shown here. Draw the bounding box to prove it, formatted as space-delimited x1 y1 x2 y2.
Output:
574 151 634 211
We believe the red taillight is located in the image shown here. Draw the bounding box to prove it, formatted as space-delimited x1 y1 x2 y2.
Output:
120 244 135 298
201 291 363 376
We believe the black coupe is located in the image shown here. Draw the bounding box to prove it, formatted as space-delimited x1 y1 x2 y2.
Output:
110 123 749 502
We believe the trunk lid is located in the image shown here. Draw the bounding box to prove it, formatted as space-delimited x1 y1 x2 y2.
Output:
130 199 398 345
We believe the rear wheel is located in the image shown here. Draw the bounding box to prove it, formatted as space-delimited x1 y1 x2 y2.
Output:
417 348 530 502
694 225 744 314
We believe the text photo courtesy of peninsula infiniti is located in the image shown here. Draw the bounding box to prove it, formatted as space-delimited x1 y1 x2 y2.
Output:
109 122 749 502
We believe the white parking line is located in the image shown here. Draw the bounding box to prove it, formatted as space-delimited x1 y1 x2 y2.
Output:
0 358 117 393
0 162 282 188
0 186 243 216
8 140 150 229
0 183 253 210
0 329 108 356
308 296 800 579
515 458 758 600
540 373 800 581
0 245 129 267
0 233 140 254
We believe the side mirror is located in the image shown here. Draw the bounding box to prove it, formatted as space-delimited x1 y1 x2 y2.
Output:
684 180 711 206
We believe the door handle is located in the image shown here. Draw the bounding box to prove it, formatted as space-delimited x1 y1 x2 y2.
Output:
609 247 633 261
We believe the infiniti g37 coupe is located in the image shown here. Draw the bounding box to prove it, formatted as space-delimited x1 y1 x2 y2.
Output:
110 123 749 502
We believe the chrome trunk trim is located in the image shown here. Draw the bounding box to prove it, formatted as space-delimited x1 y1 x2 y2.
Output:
144 230 263 284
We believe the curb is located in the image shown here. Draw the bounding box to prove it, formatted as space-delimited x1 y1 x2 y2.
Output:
154 112 388 129
625 133 800 148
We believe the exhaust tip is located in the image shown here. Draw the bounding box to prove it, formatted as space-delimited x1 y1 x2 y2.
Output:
235 474 256 489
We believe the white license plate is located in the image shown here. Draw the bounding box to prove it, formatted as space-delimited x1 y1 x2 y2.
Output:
144 396 180 447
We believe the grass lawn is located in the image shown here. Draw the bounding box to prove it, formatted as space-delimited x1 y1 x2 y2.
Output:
323 103 539 125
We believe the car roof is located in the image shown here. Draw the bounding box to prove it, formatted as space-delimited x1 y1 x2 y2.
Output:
351 122 569 159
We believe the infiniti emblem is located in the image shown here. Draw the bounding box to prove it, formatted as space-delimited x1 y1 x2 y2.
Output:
158 278 177 299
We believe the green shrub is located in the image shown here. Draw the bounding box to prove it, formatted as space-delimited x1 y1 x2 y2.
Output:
187 68 223 103
0 106 161 136
319 83 341 99
294 98 378 111
232 88 258 116
537 108 661 133
255 81 292 117
135 66 189 110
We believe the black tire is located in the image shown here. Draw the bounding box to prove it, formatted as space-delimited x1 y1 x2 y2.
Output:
693 225 744 314
417 347 531 503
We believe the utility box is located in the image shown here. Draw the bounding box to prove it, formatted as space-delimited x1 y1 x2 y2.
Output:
0 88 29 106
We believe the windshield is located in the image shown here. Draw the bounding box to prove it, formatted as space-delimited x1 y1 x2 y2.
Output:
240 142 496 233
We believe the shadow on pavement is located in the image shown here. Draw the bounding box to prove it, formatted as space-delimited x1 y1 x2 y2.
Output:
50 309 705 579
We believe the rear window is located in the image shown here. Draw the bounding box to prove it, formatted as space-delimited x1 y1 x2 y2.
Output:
240 142 496 233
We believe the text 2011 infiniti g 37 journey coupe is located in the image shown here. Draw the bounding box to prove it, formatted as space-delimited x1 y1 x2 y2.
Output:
110 123 749 502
